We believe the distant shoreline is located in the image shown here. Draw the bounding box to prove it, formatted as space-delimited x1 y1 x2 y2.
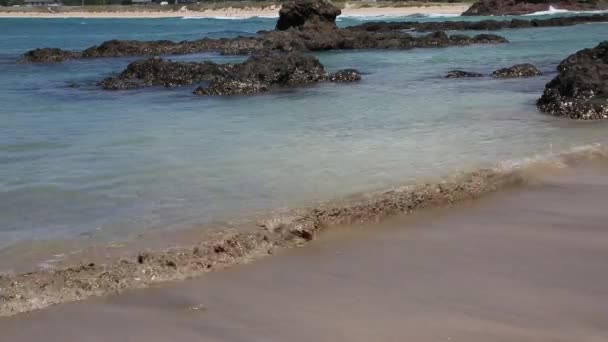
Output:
0 3 470 18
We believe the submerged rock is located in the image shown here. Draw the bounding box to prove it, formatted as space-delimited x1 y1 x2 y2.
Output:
445 70 484 78
462 0 608 16
491 63 542 78
537 42 608 120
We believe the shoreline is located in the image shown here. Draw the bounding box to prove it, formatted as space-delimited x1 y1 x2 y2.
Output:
1 144 607 317
2 151 608 340
0 4 470 19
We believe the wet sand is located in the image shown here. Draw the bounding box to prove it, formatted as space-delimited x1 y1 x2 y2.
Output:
2 161 607 341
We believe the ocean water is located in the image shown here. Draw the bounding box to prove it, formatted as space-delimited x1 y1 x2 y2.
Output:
1 14 608 266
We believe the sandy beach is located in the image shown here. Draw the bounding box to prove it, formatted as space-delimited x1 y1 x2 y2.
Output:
0 4 470 18
2 158 608 341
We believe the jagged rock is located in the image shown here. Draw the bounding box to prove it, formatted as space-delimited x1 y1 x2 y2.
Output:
492 63 542 78
275 0 341 31
463 0 608 16
537 42 608 119
329 69 361 82
99 57 231 90
446 70 484 78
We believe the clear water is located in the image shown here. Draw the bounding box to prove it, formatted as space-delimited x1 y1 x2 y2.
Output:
1 15 608 255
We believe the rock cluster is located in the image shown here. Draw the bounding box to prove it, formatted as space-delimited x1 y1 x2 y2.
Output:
20 0 508 64
537 42 608 119
101 52 361 96
194 52 357 96
462 0 608 16
491 63 542 78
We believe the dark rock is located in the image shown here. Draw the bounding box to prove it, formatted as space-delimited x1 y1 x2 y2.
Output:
276 0 341 31
194 52 335 96
329 69 361 82
446 70 484 78
101 52 360 96
537 41 608 119
463 0 608 16
492 63 542 78
20 48 80 63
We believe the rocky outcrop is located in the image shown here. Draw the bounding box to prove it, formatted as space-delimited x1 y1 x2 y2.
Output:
100 52 360 96
20 0 509 64
350 13 608 33
537 42 608 119
463 0 608 16
276 0 340 31
491 63 542 78
99 57 232 90
446 70 484 78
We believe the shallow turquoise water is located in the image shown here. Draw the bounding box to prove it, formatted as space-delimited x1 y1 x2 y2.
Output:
1 15 607 254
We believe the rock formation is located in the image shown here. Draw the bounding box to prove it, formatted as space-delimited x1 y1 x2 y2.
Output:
463 0 608 16
100 52 361 96
537 42 608 119
275 0 340 31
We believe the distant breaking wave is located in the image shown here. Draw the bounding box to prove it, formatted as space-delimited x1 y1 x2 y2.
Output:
181 15 278 20
524 5 608 16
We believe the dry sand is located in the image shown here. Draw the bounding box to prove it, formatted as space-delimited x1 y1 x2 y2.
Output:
1 161 607 341
0 4 469 18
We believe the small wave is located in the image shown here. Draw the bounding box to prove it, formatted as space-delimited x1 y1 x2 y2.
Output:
2 143 607 317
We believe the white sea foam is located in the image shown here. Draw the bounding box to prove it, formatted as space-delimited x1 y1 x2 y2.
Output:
524 5 608 16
